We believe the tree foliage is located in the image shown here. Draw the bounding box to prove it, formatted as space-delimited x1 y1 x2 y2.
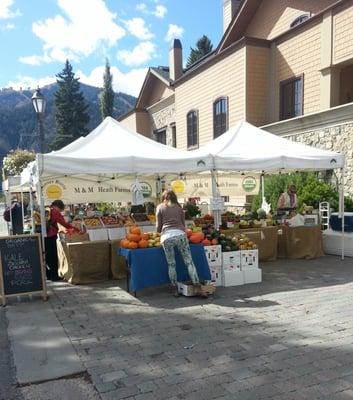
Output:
186 35 213 68
51 60 90 150
3 149 36 177
100 59 115 120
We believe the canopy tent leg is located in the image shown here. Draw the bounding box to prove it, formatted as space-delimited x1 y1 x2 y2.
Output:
20 188 25 232
211 170 221 229
36 181 47 253
340 167 345 261
261 174 265 204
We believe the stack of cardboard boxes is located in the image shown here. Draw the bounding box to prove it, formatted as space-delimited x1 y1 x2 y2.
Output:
205 245 261 287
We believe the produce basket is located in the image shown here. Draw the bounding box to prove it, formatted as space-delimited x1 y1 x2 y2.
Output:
83 217 103 229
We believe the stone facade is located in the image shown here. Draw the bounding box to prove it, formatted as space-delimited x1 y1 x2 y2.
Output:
263 103 353 197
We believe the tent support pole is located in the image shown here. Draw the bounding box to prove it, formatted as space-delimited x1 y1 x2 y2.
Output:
340 167 345 261
36 181 47 254
211 170 221 229
261 174 265 204
20 188 25 231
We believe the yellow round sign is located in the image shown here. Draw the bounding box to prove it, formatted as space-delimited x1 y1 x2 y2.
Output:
46 184 63 199
171 180 185 194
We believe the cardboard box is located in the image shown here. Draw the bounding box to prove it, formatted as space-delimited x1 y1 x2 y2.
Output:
240 250 259 268
223 270 244 287
107 227 126 240
222 251 241 271
210 266 223 287
177 282 197 296
87 228 108 241
204 245 222 267
243 267 262 284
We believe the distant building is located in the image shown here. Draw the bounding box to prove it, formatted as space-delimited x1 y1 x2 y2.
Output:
119 0 353 195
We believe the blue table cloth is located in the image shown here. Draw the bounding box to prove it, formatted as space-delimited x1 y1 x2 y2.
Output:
119 244 211 292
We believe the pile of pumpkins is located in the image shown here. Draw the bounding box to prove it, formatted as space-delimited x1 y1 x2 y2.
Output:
120 226 161 249
186 228 213 246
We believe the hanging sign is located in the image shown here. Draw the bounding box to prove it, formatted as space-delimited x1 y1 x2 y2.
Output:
172 174 259 197
41 177 156 204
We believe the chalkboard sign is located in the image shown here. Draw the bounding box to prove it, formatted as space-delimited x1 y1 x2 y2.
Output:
0 234 47 305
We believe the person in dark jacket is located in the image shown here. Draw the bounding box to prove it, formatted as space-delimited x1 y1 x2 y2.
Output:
9 197 23 235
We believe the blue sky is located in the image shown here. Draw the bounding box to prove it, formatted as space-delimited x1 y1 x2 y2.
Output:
0 0 223 96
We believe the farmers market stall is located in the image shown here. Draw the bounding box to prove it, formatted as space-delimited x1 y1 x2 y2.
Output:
22 118 345 291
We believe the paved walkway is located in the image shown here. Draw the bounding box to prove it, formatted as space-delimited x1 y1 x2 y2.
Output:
44 256 353 400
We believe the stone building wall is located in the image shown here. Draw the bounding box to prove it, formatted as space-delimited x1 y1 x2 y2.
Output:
262 104 353 197
285 122 353 196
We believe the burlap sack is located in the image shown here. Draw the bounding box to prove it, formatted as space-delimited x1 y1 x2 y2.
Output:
59 240 110 284
110 240 127 280
280 225 324 259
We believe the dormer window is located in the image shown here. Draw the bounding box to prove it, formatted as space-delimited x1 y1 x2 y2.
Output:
290 13 311 29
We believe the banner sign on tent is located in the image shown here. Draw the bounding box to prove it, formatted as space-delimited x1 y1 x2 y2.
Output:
42 178 156 204
172 175 259 198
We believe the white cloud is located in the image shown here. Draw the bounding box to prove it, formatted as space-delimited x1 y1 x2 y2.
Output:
20 0 125 65
6 75 56 90
165 24 184 43
77 65 147 97
136 3 147 12
124 17 154 40
154 5 167 18
117 41 156 67
136 2 167 18
0 21 14 30
0 0 21 19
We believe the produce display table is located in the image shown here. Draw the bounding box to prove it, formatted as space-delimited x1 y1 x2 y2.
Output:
278 225 324 259
119 244 211 293
222 227 278 261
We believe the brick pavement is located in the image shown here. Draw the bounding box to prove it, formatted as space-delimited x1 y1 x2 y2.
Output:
48 256 353 400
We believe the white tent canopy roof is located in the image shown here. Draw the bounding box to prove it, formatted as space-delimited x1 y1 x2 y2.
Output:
36 117 213 176
193 121 345 172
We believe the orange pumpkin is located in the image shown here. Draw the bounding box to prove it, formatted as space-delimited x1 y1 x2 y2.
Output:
130 226 141 235
121 239 129 248
127 233 141 242
190 234 202 244
128 241 138 249
141 233 149 240
186 228 193 238
192 232 204 242
138 239 148 248
202 239 211 246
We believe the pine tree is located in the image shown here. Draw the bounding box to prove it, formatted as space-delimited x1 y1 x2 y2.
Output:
100 59 115 120
52 60 90 150
186 35 213 68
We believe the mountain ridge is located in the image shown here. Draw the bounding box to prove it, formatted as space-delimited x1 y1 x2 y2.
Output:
0 83 136 162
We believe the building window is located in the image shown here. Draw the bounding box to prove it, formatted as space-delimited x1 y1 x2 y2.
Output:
280 76 303 120
213 97 228 138
154 128 166 144
187 110 198 149
171 125 177 148
290 13 310 28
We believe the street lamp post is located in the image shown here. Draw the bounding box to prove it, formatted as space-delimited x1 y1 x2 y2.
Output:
31 88 46 153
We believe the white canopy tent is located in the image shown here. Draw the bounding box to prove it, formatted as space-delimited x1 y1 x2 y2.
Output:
24 118 345 257
192 121 345 172
34 117 213 178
